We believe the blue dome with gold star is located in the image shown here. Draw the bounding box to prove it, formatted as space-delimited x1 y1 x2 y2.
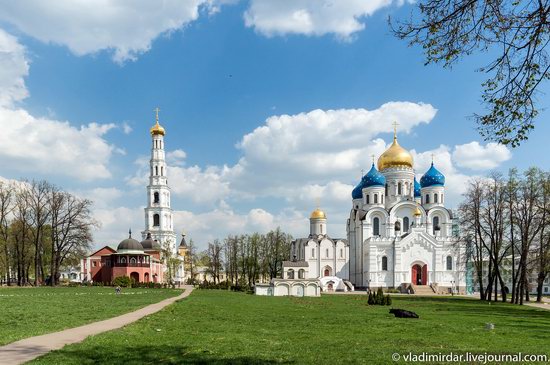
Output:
420 163 445 187
363 163 386 188
414 177 421 197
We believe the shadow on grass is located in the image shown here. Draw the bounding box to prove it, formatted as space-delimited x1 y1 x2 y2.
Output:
36 345 294 365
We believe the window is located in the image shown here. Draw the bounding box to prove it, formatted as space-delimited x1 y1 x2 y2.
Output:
426 194 430 204
340 249 343 258
403 217 410 232
326 248 329 258
153 192 159 204
120 257 127 264
382 256 388 271
441 194 444 203
434 193 438 203
373 217 380 236
153 214 160 227
311 248 315 258
130 257 137 264
92 261 97 267
288 269 294 279
433 216 440 235
446 256 453 270
381 196 384 203
161 166 164 176
155 166 158 176
398 182 402 195
298 269 305 279
374 194 378 204
320 224 323 233
385 184 388 196
366 195 370 204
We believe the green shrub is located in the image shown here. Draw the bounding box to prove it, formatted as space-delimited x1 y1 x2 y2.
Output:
376 287 384 305
112 276 132 288
367 292 374 305
385 294 392 306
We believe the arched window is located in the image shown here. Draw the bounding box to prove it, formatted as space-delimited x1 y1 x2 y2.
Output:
385 184 388 196
120 257 126 264
326 248 329 258
373 217 380 236
130 257 136 264
311 248 315 258
340 249 343 258
382 256 388 271
161 166 164 176
153 192 159 204
441 193 444 203
403 217 410 232
374 194 378 204
153 214 160 227
298 269 305 279
366 195 370 204
155 166 158 176
320 224 323 233
434 193 438 203
426 194 430 204
433 216 440 235
381 196 384 203
288 269 294 279
446 256 453 270
398 182 402 195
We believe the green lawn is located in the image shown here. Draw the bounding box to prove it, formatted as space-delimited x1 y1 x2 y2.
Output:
0 286 181 346
31 290 550 364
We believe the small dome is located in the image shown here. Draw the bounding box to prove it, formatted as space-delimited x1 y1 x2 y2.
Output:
377 135 413 171
140 232 155 250
310 208 326 219
420 162 445 188
150 121 165 136
414 206 422 216
351 181 363 199
414 177 421 197
363 163 386 188
117 230 143 252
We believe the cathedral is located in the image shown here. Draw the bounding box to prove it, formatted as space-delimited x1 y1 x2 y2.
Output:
347 128 466 293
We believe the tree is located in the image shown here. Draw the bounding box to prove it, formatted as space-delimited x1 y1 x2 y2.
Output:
392 0 550 147
206 240 223 284
0 181 15 285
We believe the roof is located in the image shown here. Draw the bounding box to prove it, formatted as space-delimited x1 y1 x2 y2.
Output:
282 260 309 267
87 245 116 257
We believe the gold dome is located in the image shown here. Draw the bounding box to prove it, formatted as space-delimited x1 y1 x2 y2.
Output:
310 208 326 219
414 206 422 216
377 133 413 171
150 107 165 136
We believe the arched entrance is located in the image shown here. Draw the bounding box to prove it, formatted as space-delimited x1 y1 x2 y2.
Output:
130 272 139 283
411 264 427 285
327 282 334 291
323 266 332 277
144 272 150 282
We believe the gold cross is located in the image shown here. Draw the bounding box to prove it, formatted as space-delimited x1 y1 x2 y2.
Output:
371 154 375 164
431 153 434 164
392 121 399 139
154 107 160 122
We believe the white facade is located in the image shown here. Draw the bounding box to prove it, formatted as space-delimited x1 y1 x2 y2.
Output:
347 132 466 292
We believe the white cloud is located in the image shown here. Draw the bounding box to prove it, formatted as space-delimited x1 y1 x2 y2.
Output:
122 122 133 134
452 141 512 170
166 149 187 166
0 0 218 63
244 0 394 39
0 29 119 181
0 29 28 107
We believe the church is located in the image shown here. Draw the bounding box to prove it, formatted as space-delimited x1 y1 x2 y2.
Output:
347 127 466 294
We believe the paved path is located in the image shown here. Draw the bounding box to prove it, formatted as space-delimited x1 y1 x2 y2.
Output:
0 285 194 365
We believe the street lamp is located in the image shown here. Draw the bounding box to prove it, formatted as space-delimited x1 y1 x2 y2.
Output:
450 280 455 296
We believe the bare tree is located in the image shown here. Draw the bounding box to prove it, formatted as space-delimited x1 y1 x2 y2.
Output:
0 182 15 285
392 0 550 147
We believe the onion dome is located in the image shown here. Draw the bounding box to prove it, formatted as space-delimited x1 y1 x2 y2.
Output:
351 181 363 199
310 208 326 219
117 229 144 253
414 206 422 216
414 177 421 197
363 163 386 188
420 162 445 187
150 108 165 136
140 232 155 250
377 132 413 171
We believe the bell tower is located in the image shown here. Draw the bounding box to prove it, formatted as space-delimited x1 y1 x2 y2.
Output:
143 108 177 253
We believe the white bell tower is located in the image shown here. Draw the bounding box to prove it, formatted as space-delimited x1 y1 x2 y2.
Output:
142 108 177 254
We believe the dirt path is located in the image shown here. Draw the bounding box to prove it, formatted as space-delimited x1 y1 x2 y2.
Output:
0 285 194 365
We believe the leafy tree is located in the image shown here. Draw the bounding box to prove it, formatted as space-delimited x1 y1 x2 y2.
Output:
392 0 550 146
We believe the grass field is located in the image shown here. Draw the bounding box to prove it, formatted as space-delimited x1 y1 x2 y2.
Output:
0 286 181 346
31 290 550 364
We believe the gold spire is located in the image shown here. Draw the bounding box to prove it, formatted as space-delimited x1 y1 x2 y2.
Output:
377 122 413 171
150 107 166 136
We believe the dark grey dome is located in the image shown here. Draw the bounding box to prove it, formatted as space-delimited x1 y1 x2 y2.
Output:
140 232 155 250
117 230 143 252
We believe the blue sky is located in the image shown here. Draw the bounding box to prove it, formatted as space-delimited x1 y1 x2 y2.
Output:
0 1 548 249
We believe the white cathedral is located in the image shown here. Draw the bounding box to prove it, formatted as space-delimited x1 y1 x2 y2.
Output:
346 129 466 293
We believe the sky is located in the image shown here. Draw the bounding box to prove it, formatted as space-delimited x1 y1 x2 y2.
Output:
0 0 548 250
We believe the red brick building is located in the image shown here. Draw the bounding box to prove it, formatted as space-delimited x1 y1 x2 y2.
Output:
81 231 165 284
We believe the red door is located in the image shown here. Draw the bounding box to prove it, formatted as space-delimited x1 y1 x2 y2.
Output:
412 264 420 284
421 264 428 285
